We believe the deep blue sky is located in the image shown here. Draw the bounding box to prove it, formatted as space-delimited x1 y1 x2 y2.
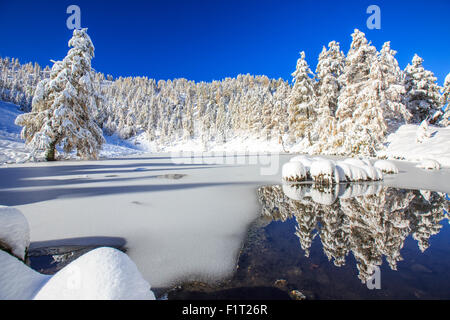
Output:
0 0 449 84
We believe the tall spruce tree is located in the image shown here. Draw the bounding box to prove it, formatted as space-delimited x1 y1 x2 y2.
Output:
15 28 104 161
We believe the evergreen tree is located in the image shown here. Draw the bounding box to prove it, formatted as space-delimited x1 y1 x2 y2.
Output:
288 51 316 143
15 28 104 161
404 54 441 122
440 73 450 126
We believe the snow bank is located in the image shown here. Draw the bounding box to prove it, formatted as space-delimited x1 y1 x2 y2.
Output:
34 247 155 300
374 160 399 174
382 124 450 167
282 161 307 182
417 159 441 170
0 207 30 260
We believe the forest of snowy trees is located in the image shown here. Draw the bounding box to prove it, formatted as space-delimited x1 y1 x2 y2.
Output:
1 29 449 159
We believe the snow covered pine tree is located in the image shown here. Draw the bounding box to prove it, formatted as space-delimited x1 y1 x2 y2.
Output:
440 73 450 126
15 28 104 161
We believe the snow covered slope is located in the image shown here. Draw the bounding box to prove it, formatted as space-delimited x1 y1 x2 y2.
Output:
0 101 30 164
381 124 450 167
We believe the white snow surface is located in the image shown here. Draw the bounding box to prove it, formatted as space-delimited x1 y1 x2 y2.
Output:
0 206 30 260
0 247 155 300
382 124 450 167
35 247 155 300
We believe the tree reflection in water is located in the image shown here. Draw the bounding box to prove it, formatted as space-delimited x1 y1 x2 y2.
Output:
258 183 449 283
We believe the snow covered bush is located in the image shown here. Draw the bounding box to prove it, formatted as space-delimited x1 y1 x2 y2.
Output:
282 161 307 182
0 247 155 300
0 207 30 260
374 160 399 174
15 28 104 161
417 159 441 170
310 159 340 185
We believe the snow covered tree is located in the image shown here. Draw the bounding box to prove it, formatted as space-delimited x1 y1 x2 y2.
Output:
404 54 441 123
313 41 345 152
347 42 410 156
288 51 316 143
15 28 104 161
440 73 450 126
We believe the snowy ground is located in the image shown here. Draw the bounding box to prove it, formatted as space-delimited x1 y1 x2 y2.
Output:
381 124 450 167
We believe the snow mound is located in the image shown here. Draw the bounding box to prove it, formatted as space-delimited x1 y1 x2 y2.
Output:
374 160 399 174
0 247 155 300
0 250 49 300
0 207 30 260
417 159 441 170
282 161 307 182
34 247 155 300
310 160 339 185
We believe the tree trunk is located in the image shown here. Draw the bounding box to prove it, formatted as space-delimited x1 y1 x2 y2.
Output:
45 141 57 161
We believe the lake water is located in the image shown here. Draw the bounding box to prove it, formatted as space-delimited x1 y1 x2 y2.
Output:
167 183 450 299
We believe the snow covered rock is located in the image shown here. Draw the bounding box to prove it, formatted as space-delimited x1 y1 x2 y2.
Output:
310 160 339 185
374 160 399 174
282 161 307 182
417 159 441 170
34 247 155 300
0 207 30 260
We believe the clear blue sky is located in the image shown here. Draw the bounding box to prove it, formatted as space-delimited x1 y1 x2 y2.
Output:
0 0 449 85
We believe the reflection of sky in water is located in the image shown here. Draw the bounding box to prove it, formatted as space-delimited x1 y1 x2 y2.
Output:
252 184 450 299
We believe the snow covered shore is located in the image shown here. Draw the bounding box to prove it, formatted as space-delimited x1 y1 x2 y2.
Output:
382 124 450 167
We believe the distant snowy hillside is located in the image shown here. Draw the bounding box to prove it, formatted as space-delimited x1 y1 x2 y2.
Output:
381 124 450 167
0 101 145 164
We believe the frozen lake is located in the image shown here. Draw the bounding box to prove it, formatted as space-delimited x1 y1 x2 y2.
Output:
0 153 449 297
